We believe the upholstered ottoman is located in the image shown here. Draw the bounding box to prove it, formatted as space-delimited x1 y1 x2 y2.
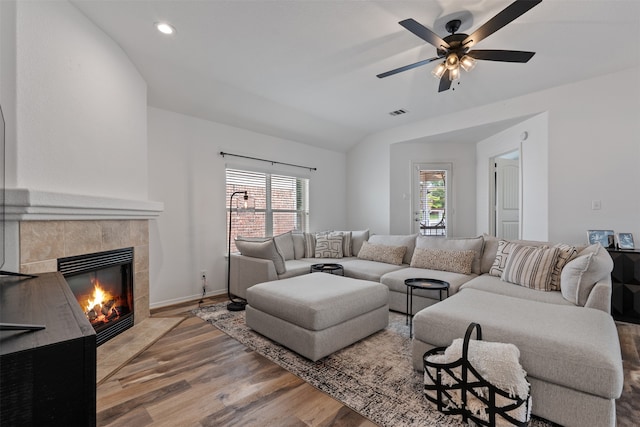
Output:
246 273 389 361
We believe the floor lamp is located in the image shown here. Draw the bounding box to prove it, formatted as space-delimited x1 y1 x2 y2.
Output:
227 190 249 311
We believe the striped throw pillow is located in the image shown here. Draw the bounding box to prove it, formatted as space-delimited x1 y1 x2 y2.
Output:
501 245 560 291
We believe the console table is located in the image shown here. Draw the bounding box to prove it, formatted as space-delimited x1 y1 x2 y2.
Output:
608 248 640 324
0 272 96 426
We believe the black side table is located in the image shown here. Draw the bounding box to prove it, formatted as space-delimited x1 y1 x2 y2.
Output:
310 263 344 276
404 278 450 338
608 248 640 324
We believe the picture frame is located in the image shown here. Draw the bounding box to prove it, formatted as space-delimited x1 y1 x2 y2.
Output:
617 233 635 250
587 230 615 247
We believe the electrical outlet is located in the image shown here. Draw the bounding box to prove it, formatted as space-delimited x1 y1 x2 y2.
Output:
592 200 601 210
201 270 206 280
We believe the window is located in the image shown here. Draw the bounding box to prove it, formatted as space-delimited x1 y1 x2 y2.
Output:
226 168 309 251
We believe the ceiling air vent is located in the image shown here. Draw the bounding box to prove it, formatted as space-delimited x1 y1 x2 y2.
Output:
389 109 408 116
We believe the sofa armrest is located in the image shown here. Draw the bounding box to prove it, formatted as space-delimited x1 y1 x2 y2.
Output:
584 276 612 314
230 254 277 299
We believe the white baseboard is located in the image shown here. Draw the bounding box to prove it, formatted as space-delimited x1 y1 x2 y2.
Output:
150 289 227 309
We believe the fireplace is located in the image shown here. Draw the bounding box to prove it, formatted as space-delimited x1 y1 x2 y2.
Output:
58 247 134 346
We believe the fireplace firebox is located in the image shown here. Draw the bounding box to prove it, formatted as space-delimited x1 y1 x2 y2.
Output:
58 247 134 346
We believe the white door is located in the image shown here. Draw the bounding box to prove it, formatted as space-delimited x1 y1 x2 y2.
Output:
495 158 520 239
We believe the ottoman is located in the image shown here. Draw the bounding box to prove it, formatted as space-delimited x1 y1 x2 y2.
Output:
246 273 389 361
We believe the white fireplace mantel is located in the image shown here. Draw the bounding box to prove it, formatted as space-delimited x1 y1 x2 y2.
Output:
5 188 164 221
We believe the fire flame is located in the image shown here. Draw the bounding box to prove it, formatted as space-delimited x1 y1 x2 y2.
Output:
86 282 112 313
82 280 121 325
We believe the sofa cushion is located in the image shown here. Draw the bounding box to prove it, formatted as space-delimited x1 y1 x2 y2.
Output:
410 248 475 275
561 244 613 306
315 232 344 258
368 234 417 264
235 237 286 275
273 231 295 261
357 241 406 265
481 234 552 274
460 275 574 306
340 259 407 282
413 288 623 400
380 267 476 297
350 229 369 256
416 236 484 274
501 244 560 291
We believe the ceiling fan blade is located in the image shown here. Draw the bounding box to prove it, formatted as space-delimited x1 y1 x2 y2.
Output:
462 0 542 48
467 49 535 63
399 19 450 50
438 70 452 92
377 56 441 78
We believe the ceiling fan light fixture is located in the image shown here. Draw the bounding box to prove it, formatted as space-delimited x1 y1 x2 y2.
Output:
460 55 477 72
449 66 460 81
445 53 459 71
432 62 446 79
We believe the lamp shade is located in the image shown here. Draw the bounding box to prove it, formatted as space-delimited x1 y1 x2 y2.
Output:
445 53 459 71
460 55 477 72
432 62 447 79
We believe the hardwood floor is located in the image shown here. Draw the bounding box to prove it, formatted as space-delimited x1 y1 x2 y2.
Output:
97 296 375 427
97 297 640 427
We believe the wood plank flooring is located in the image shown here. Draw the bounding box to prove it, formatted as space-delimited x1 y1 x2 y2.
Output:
97 296 375 427
97 296 640 427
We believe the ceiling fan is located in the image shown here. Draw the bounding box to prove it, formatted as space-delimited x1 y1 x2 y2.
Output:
377 0 542 92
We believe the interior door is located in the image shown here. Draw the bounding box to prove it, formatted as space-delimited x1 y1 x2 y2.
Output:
413 163 450 237
495 158 520 239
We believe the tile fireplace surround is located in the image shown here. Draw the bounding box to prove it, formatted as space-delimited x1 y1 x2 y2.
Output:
8 189 164 326
19 220 151 323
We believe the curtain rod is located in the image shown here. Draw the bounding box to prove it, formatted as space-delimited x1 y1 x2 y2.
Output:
219 151 317 171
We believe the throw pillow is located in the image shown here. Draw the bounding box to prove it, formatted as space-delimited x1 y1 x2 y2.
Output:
560 244 613 306
291 232 305 259
410 248 475 275
501 245 560 291
489 240 517 277
357 241 406 265
235 238 286 275
303 232 316 258
549 243 578 290
315 232 344 258
368 234 417 264
333 230 353 256
416 236 483 274
273 231 295 261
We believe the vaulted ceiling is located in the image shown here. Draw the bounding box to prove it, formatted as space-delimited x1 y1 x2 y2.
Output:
71 0 640 152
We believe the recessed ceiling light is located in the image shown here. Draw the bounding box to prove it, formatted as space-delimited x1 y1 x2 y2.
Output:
155 22 176 35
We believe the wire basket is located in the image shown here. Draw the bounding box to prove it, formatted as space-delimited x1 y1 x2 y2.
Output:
423 323 531 426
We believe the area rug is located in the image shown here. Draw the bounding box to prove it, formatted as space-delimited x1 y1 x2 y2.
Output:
194 303 552 427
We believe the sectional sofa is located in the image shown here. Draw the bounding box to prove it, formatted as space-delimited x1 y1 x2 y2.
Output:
230 230 623 427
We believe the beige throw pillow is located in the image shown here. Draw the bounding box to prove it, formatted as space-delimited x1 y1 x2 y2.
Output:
410 248 475 275
357 241 406 265
501 245 560 291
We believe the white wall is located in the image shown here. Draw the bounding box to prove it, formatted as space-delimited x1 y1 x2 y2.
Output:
389 140 476 237
13 0 148 200
476 113 549 240
348 66 640 245
148 107 347 307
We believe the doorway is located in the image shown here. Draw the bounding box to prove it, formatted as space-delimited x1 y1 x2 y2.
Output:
413 163 451 237
491 150 521 239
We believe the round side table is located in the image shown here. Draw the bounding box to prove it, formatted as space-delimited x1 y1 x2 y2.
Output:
310 263 344 276
404 278 450 338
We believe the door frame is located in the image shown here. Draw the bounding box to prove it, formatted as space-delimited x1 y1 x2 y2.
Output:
412 162 452 237
489 149 522 238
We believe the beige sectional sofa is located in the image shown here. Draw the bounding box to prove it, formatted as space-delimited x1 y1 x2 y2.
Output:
231 230 623 427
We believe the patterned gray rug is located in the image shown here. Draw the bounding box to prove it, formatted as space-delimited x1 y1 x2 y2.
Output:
193 303 553 427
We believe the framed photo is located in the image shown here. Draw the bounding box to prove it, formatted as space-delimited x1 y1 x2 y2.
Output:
617 233 635 250
587 230 615 247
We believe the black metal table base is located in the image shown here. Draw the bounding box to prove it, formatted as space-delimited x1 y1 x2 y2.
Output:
405 278 450 338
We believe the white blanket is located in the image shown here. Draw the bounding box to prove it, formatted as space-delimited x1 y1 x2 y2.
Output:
424 338 531 425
